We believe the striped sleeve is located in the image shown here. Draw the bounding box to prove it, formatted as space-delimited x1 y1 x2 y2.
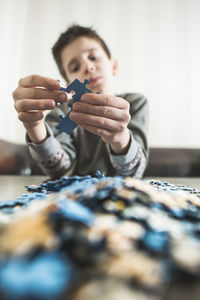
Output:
108 133 147 178
26 125 71 179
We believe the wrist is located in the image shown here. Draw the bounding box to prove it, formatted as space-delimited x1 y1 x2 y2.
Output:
24 122 48 144
110 129 131 155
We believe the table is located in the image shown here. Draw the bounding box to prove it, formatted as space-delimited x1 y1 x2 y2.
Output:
0 175 200 201
0 175 47 200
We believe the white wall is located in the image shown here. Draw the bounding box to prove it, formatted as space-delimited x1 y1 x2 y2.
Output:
0 0 200 147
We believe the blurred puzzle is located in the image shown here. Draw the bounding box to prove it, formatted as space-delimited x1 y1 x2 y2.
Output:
1 174 200 299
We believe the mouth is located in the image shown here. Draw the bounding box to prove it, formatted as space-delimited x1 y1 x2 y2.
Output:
89 77 101 85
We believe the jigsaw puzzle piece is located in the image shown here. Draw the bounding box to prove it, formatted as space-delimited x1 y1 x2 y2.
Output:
58 101 77 134
58 78 93 135
64 79 92 102
58 114 77 135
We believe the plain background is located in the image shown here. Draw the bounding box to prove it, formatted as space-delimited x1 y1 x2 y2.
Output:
0 0 200 147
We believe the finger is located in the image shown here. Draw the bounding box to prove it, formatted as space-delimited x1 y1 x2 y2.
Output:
14 99 56 112
73 102 127 121
13 87 67 103
18 74 60 90
18 111 44 123
81 93 129 109
78 122 113 138
69 111 126 132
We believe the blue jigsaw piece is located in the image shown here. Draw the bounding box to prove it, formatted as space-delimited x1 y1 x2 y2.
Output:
63 78 92 102
57 79 92 135
58 113 77 135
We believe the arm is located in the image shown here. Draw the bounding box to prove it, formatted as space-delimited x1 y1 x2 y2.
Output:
109 94 148 177
26 102 77 179
12 74 72 178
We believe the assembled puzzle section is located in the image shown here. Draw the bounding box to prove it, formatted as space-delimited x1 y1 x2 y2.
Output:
58 78 92 135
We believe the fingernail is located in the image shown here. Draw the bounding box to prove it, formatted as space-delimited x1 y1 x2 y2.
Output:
52 81 60 89
69 111 74 120
59 93 67 102
81 94 88 101
73 103 80 111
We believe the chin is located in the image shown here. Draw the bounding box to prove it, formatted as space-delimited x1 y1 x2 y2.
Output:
90 84 103 94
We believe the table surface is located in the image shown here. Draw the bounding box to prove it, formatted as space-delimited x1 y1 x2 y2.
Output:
0 175 200 201
0 175 47 200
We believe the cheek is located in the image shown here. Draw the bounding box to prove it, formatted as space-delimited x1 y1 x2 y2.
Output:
63 69 71 81
102 61 115 76
65 71 78 83
99 63 110 76
104 67 115 80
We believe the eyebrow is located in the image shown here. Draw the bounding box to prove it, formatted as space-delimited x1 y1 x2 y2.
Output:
67 48 99 70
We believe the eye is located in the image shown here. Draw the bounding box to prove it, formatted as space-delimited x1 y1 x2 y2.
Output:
71 65 79 73
90 55 99 61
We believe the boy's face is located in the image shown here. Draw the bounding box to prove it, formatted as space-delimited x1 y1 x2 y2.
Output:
60 37 118 94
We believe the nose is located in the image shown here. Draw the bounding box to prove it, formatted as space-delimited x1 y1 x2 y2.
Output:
84 61 95 75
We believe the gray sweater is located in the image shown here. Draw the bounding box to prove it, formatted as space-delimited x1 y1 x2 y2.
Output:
27 93 148 179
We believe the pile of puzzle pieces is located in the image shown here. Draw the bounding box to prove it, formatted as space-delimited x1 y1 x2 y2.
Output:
1 174 200 299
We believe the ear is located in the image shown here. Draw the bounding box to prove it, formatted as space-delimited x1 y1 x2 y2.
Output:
111 58 118 76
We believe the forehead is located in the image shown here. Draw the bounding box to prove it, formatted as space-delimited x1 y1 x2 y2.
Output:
61 37 104 64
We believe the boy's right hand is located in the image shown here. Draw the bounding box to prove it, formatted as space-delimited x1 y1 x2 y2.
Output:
12 75 67 143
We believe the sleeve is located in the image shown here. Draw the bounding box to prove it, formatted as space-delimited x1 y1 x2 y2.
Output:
26 102 77 179
108 93 149 178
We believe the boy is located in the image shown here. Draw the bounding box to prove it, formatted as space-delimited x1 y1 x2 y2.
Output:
12 25 148 179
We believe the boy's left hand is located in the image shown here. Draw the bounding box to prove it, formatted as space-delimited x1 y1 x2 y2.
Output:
70 93 131 155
